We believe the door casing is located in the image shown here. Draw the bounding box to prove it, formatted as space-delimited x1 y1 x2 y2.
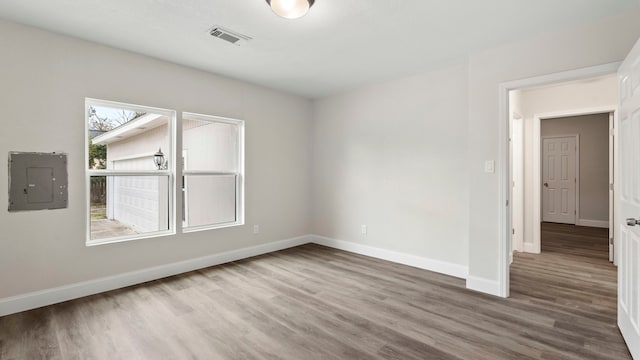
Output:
510 116 524 255
528 109 616 254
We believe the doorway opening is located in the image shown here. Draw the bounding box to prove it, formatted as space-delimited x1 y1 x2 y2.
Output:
509 79 617 277
497 62 621 297
526 111 616 260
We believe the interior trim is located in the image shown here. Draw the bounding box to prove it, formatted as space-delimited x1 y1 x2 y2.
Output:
0 235 310 317
312 235 469 279
0 234 474 317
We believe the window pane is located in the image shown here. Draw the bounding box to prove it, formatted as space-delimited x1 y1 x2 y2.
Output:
88 105 170 171
184 175 236 228
90 176 169 241
183 119 238 172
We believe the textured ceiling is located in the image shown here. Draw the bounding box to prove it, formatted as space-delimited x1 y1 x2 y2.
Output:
0 0 637 98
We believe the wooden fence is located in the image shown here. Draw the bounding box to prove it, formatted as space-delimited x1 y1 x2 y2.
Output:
90 177 106 205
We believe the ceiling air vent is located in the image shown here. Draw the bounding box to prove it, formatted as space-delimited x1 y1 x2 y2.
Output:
209 26 252 46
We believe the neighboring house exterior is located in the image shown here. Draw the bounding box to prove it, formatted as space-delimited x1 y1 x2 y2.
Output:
92 114 238 233
88 129 106 139
92 114 170 233
181 118 238 228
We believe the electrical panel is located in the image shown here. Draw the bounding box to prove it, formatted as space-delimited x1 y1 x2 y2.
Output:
8 152 68 211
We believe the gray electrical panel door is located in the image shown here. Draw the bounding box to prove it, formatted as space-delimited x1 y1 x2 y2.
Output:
8 152 68 211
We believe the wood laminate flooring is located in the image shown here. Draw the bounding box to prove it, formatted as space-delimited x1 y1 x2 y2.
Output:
0 223 629 359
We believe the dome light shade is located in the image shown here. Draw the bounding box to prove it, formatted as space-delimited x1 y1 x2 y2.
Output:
266 0 315 19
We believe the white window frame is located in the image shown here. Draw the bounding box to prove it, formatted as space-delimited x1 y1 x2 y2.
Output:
85 98 176 246
181 112 245 233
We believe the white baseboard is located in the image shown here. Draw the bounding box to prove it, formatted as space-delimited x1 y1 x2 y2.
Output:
523 242 540 254
311 235 468 279
466 276 502 297
0 235 311 317
2 234 504 317
577 219 609 228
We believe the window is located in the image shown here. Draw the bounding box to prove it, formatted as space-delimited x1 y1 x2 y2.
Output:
182 112 244 231
86 99 175 245
85 100 242 244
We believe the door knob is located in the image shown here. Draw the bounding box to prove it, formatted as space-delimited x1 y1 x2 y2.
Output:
627 218 640 226
543 182 549 187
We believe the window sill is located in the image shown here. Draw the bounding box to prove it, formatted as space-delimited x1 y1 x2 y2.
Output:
86 230 176 247
182 221 244 234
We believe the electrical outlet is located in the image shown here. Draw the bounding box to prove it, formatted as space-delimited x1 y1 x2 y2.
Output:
253 225 260 234
361 225 367 235
484 160 495 173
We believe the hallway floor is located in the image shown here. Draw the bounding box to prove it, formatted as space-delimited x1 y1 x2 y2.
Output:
510 222 628 359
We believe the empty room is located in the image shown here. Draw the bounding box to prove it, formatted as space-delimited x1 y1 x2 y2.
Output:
1 1 640 359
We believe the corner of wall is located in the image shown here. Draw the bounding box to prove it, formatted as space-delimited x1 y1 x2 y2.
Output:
466 276 503 297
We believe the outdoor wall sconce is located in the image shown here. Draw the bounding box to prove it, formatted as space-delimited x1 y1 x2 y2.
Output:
154 148 168 170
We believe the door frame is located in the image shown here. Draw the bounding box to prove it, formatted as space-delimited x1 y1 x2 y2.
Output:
498 61 620 298
511 114 524 255
532 110 616 253
182 149 189 227
609 112 616 264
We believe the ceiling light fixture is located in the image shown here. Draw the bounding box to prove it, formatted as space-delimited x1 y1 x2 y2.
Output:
266 0 315 19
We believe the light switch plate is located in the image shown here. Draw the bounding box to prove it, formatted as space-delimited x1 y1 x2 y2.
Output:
9 152 68 211
484 160 495 173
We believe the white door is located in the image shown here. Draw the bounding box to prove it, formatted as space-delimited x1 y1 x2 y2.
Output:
618 38 640 359
542 136 577 224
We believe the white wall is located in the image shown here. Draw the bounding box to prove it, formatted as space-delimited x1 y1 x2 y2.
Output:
312 11 640 289
0 20 312 299
312 62 470 270
2 10 640 302
467 11 640 285
516 77 618 249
